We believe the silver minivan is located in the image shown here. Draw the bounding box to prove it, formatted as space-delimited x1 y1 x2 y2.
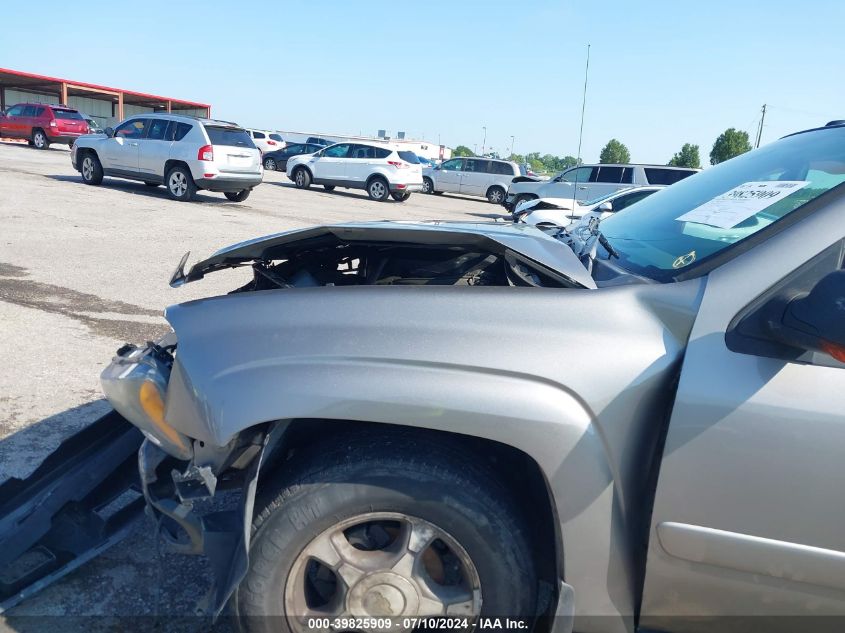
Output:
422 157 522 203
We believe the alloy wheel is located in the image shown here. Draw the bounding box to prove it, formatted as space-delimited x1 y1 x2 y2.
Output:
82 157 93 181
284 512 481 630
370 181 387 200
169 171 188 197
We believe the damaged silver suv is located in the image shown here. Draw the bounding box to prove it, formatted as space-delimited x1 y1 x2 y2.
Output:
42 123 845 631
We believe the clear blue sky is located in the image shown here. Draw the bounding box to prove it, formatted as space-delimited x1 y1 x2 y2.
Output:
2 0 843 164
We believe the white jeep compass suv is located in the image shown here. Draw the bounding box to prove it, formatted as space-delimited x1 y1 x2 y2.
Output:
71 114 263 202
285 142 423 202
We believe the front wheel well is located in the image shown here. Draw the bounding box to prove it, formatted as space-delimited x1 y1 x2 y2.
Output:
258 418 562 610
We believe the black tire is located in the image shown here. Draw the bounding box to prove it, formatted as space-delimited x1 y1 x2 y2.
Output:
263 157 277 171
32 129 49 150
422 176 435 194
235 430 537 629
366 176 390 201
391 191 411 201
143 181 159 187
323 185 335 191
79 152 103 185
68 142 74 149
165 165 196 202
292 167 311 189
225 189 250 202
486 186 506 205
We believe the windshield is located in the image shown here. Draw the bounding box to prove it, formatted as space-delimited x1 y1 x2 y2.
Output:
599 126 845 281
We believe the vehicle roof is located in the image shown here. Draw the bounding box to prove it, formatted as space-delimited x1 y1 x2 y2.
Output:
10 102 79 110
451 156 517 164
572 163 700 170
119 112 244 129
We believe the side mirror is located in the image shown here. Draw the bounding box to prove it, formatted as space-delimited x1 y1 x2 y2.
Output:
598 201 613 212
104 127 115 138
768 269 845 361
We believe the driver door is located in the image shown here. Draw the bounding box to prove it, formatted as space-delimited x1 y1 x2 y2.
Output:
101 118 148 173
640 212 845 632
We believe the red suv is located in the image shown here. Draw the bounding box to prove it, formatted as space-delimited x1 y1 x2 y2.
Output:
0 103 90 149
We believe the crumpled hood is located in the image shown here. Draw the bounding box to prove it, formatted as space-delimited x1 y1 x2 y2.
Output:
171 220 596 289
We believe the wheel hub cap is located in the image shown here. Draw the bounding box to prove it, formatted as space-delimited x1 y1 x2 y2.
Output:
350 573 418 616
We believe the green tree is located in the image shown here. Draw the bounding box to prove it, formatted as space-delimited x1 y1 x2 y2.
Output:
599 139 631 164
668 143 701 168
507 153 526 165
709 128 752 165
560 155 579 169
452 145 474 157
528 158 545 173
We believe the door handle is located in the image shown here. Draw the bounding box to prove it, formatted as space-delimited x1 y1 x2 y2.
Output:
578 186 587 190
129 142 139 146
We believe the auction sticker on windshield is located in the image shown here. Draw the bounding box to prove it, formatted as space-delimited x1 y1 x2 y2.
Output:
676 181 809 229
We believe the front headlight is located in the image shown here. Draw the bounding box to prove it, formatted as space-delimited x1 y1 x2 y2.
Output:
101 340 192 460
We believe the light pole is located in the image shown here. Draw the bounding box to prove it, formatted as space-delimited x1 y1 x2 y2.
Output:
509 135 515 157
481 127 487 156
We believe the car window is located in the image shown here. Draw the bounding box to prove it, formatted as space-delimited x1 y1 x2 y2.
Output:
173 122 192 141
205 126 255 148
269 133 283 142
644 167 697 185
114 119 150 139
561 167 594 183
252 131 265 139
601 127 845 281
350 145 376 159
307 144 322 153
146 119 170 141
464 159 489 173
621 167 634 184
22 106 37 117
285 144 304 154
610 189 657 212
596 166 625 183
491 161 515 175
440 158 463 171
324 144 351 158
5 105 25 117
34 107 45 117
397 151 419 164
52 109 84 120
374 147 391 159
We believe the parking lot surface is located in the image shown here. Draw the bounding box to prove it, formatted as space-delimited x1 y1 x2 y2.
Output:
0 142 506 630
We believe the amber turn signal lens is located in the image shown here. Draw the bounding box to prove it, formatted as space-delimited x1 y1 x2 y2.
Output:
821 341 845 363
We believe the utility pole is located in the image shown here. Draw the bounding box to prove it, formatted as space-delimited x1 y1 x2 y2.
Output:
481 127 487 156
509 135 515 157
756 104 767 148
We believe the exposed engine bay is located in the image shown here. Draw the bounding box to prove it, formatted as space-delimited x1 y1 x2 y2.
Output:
230 242 576 292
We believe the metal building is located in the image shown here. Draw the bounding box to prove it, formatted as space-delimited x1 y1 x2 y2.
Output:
0 68 210 128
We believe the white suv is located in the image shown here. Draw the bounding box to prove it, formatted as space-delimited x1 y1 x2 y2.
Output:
247 129 285 153
286 142 423 202
71 114 263 202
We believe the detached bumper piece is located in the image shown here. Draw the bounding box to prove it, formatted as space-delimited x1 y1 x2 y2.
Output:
139 425 272 617
0 411 145 612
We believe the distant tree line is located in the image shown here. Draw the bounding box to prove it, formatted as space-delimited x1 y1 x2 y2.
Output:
450 127 754 172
